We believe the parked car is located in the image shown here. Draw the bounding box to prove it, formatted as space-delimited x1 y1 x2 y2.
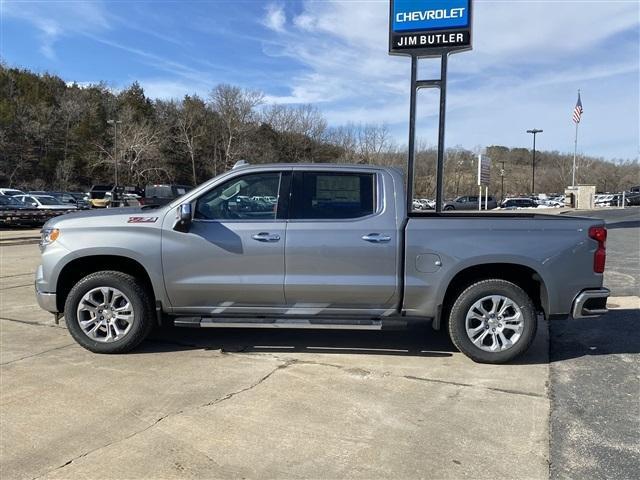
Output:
49 192 91 210
420 198 436 210
0 195 31 210
538 198 564 208
122 193 141 207
626 192 640 206
13 194 77 210
595 194 615 207
412 199 425 210
0 188 26 196
0 195 45 226
497 198 539 210
89 185 114 208
35 164 609 364
444 195 498 210
140 184 192 207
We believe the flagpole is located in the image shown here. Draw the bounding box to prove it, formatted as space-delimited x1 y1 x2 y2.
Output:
572 120 578 187
571 88 580 187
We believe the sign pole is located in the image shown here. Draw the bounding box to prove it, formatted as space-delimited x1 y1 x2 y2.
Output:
406 55 418 215
389 0 472 215
435 53 448 214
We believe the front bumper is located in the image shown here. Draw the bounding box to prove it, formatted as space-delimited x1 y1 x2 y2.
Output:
35 265 58 313
571 288 610 319
35 285 58 313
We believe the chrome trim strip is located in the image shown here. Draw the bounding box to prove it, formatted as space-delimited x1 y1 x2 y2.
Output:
175 318 384 330
199 322 382 330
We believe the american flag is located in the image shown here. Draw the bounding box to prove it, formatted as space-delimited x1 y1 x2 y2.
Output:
572 92 583 124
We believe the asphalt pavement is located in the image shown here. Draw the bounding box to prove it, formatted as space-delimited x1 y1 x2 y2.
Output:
564 207 640 296
552 206 639 479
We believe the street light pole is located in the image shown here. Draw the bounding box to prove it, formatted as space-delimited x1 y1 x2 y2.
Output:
526 129 543 195
107 119 122 206
500 161 505 201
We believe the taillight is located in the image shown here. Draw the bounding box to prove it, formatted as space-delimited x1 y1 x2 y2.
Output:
589 226 607 273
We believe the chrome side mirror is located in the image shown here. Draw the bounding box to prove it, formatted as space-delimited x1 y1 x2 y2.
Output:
175 203 192 232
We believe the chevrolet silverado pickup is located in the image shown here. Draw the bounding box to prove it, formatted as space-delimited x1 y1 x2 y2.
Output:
35 164 610 363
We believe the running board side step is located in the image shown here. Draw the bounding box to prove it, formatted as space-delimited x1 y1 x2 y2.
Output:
172 317 407 330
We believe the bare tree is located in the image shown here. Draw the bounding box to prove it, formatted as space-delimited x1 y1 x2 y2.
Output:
175 96 207 185
94 108 165 186
356 123 392 164
209 84 263 169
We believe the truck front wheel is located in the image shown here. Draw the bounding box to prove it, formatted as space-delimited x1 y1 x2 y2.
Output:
447 279 537 364
64 271 154 353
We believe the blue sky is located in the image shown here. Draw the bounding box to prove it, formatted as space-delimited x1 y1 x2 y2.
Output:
1 0 638 160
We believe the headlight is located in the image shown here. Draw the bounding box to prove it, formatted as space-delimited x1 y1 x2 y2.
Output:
40 228 60 249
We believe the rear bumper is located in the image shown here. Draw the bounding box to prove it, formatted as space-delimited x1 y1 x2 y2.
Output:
571 288 610 319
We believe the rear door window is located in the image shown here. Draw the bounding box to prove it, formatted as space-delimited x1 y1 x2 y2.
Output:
291 172 375 220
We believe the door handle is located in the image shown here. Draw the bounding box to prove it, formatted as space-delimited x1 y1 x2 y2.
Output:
252 232 281 242
362 233 392 243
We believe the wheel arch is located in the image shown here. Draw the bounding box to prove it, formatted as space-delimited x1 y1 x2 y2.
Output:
56 255 156 313
434 262 549 330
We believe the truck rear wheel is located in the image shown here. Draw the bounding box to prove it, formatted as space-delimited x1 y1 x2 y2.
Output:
64 271 154 353
447 279 537 364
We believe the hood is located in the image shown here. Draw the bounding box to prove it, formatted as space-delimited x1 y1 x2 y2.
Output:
44 206 169 229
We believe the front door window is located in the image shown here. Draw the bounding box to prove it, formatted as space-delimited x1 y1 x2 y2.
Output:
195 173 280 221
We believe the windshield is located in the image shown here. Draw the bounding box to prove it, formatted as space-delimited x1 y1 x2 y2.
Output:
146 186 174 198
146 185 191 198
0 196 24 206
36 196 63 205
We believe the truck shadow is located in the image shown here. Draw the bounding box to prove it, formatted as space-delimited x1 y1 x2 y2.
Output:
136 310 639 364
143 324 455 358
549 309 640 362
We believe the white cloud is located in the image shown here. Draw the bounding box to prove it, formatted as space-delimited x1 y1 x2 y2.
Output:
137 79 208 100
260 0 639 159
2 0 111 59
263 3 286 33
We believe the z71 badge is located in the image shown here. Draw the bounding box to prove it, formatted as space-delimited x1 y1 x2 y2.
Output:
127 216 158 223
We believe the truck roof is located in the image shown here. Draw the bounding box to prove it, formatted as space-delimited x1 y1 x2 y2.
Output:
232 163 394 172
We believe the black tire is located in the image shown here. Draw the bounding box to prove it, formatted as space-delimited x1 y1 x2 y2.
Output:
64 271 154 353
447 279 537 364
443 205 455 211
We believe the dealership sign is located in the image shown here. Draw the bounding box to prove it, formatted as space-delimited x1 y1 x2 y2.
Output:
477 154 491 186
389 0 472 56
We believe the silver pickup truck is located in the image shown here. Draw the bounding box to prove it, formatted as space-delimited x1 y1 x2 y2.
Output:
35 164 609 363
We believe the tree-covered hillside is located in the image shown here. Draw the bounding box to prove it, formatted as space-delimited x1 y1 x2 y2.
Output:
1 65 637 198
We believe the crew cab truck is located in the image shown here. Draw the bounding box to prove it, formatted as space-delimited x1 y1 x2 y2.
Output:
35 164 609 363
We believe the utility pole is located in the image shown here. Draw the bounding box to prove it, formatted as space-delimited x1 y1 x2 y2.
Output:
107 119 122 206
526 129 543 195
500 161 505 201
